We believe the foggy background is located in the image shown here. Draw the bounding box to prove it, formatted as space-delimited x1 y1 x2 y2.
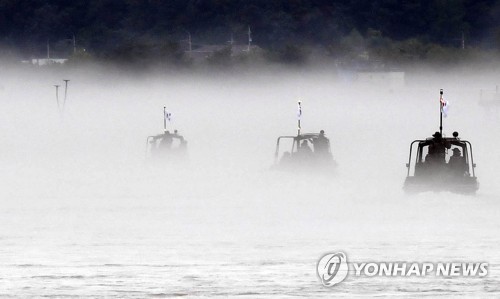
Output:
1 63 499 296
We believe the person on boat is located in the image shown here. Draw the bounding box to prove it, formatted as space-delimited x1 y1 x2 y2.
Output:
299 140 313 154
313 130 330 155
159 130 173 150
178 137 188 155
149 138 160 157
448 148 467 176
296 140 313 163
430 132 449 163
425 146 435 163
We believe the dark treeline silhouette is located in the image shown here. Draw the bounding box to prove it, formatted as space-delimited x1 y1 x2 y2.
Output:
1 0 500 65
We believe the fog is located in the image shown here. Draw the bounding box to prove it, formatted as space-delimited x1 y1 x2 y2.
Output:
1 63 500 296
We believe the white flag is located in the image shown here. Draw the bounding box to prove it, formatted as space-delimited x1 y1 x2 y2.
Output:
440 97 449 117
164 110 172 122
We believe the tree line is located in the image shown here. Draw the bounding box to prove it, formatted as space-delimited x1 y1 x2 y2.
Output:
1 0 500 66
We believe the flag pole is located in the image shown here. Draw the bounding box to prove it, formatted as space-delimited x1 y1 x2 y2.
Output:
297 100 302 136
163 106 167 133
439 89 443 136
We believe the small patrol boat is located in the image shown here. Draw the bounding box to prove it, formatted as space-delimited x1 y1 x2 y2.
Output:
404 90 479 194
272 101 337 173
145 107 188 163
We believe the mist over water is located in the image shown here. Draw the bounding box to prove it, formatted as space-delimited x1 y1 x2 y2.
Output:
1 64 500 297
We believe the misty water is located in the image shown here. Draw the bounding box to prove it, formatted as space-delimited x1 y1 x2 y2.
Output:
1 65 499 297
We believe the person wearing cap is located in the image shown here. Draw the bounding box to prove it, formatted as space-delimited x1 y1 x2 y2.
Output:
430 131 450 163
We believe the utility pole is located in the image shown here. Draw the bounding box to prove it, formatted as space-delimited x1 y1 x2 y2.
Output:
183 31 192 58
461 31 465 50
63 79 70 113
247 26 252 52
54 85 60 113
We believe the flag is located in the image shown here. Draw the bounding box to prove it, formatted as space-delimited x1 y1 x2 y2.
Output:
297 101 302 119
164 110 172 122
440 96 449 117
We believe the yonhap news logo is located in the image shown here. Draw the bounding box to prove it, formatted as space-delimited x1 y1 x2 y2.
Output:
316 252 349 287
316 251 488 287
